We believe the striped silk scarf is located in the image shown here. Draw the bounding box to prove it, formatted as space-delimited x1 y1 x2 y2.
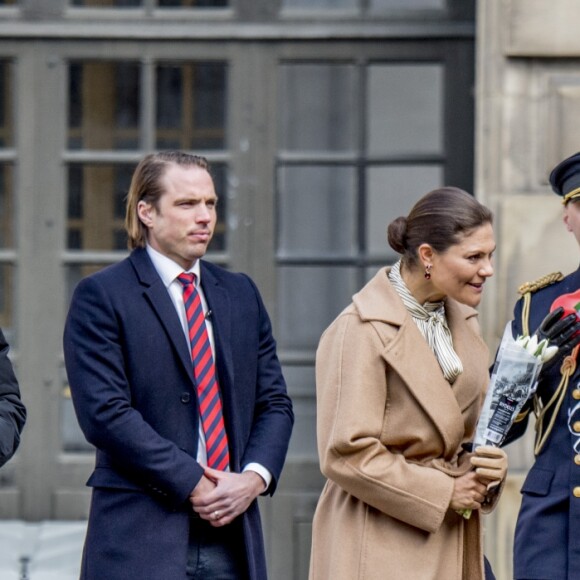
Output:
388 260 463 384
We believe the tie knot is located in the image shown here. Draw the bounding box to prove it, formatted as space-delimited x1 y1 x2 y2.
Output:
177 272 196 287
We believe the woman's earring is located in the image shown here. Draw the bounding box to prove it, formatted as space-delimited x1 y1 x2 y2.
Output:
424 264 432 280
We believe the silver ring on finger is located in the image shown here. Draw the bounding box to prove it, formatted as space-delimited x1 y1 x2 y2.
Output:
214 510 220 520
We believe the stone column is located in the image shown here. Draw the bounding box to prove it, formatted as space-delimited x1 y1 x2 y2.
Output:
477 1 580 577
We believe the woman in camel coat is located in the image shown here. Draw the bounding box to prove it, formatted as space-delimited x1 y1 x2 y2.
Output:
310 188 507 580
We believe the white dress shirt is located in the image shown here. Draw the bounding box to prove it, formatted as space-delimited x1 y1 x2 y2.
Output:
146 245 271 489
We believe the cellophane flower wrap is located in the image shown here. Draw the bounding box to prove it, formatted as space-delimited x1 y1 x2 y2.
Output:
457 305 574 519
472 322 543 448
457 322 546 519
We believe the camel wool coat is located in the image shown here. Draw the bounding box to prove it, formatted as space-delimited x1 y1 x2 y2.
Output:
309 268 499 580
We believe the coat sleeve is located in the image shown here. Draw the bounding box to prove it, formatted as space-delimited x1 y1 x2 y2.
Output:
0 328 25 468
63 275 204 507
315 313 455 534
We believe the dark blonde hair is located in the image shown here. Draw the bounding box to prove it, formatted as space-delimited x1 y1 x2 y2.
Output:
387 187 493 268
125 151 210 249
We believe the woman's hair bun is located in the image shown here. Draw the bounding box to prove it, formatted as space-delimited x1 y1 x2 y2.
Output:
387 216 407 254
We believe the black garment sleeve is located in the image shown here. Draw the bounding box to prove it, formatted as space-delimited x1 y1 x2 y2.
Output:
0 328 25 467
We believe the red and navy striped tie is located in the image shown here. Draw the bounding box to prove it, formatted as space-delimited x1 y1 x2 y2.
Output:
178 273 230 471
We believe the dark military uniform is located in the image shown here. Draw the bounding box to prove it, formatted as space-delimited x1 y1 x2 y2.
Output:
505 269 580 580
504 151 580 580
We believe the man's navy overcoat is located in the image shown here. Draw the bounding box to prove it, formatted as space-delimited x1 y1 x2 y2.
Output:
63 248 294 580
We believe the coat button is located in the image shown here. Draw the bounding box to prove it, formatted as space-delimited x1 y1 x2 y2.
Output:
575 455 580 466
574 389 580 400
574 487 580 498
574 421 580 433
180 392 191 404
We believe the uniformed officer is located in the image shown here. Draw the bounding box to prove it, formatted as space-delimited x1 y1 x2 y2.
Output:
504 151 580 580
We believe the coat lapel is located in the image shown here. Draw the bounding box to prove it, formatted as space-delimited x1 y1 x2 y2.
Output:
381 319 466 455
445 299 489 413
199 263 234 393
128 249 194 381
353 268 485 456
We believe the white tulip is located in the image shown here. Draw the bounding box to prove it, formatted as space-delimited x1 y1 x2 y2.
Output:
515 334 559 363
526 335 538 356
534 338 549 357
516 336 529 349
541 345 559 363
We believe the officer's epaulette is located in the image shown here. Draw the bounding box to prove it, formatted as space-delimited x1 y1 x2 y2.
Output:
517 272 564 296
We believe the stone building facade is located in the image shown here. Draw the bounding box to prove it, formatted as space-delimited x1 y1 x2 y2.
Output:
478 1 580 577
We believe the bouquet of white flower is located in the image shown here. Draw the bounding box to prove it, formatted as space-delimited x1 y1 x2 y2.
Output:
458 306 579 519
471 323 555 449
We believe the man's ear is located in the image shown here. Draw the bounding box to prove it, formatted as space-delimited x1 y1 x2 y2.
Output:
563 207 572 232
137 200 153 228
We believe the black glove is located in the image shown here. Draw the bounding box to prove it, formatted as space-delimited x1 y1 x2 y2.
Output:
536 306 580 369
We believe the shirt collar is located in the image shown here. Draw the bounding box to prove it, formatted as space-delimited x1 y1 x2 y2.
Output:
146 244 202 288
